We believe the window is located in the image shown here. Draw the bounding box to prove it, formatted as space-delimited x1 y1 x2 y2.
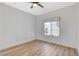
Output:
44 22 51 36
44 20 59 37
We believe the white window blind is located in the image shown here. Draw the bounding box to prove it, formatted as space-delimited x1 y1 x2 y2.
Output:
44 20 59 36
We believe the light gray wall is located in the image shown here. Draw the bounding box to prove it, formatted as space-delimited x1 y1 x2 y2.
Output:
36 4 78 48
77 3 79 54
0 3 36 50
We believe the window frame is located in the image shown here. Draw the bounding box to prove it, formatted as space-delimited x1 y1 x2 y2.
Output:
43 17 60 37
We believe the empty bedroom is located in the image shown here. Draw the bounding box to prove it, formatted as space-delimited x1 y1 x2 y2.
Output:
0 2 79 56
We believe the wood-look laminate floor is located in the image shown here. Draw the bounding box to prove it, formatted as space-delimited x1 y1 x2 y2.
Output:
0 40 77 56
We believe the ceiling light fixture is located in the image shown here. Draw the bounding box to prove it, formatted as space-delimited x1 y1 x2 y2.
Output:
33 3 38 7
29 2 44 8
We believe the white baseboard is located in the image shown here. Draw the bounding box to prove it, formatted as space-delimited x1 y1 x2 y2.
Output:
36 37 76 49
0 37 35 50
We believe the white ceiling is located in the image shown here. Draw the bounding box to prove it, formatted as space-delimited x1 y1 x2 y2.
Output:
3 2 77 16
